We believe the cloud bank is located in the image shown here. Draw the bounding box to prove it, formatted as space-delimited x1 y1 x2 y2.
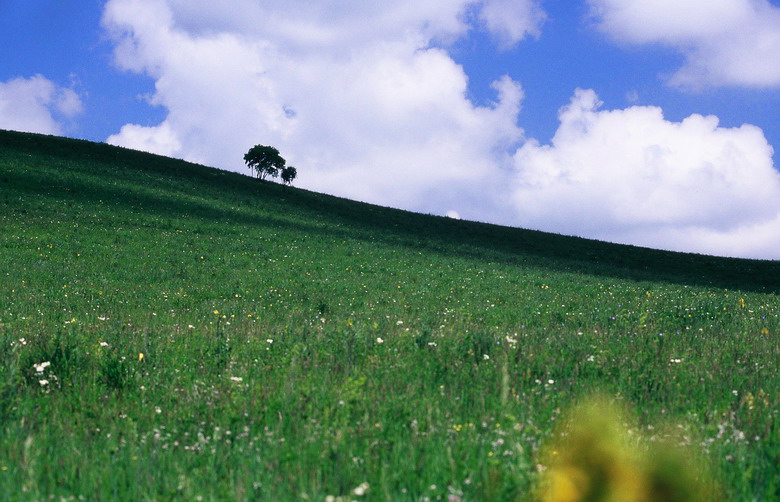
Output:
101 0 780 258
0 75 82 135
511 89 780 258
589 0 780 88
103 0 536 216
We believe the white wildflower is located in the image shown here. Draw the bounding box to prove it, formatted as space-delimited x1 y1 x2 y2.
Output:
33 361 51 373
352 482 370 496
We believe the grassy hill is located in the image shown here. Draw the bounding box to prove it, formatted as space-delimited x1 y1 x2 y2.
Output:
1 129 778 500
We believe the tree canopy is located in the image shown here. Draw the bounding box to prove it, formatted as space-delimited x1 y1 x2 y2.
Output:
243 145 286 180
280 165 297 185
244 144 299 184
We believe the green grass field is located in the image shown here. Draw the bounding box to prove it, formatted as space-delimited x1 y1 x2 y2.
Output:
1 129 778 500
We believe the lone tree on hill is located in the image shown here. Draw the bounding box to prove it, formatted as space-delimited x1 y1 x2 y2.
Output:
244 144 286 180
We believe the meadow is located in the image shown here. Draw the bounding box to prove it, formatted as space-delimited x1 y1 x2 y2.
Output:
1 129 778 500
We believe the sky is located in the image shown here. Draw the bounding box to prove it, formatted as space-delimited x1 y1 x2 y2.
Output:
2 0 780 260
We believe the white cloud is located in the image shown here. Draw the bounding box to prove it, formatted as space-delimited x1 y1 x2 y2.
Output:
588 0 780 88
0 75 83 135
102 0 535 219
479 0 547 48
109 122 182 158
510 89 780 259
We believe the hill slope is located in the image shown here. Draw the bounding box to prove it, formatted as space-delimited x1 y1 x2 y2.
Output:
3 129 779 294
1 129 778 500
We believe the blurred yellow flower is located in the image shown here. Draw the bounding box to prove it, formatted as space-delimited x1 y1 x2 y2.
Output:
539 395 718 502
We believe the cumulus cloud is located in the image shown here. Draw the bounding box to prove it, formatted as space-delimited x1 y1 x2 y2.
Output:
0 75 83 135
479 0 547 48
588 0 780 88
510 89 780 259
102 0 538 218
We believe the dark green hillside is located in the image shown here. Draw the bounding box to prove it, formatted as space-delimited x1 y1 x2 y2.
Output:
1 129 778 501
3 129 778 293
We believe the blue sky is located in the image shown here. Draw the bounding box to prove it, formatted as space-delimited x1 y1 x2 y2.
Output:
456 2 780 146
2 0 780 259
0 0 164 137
